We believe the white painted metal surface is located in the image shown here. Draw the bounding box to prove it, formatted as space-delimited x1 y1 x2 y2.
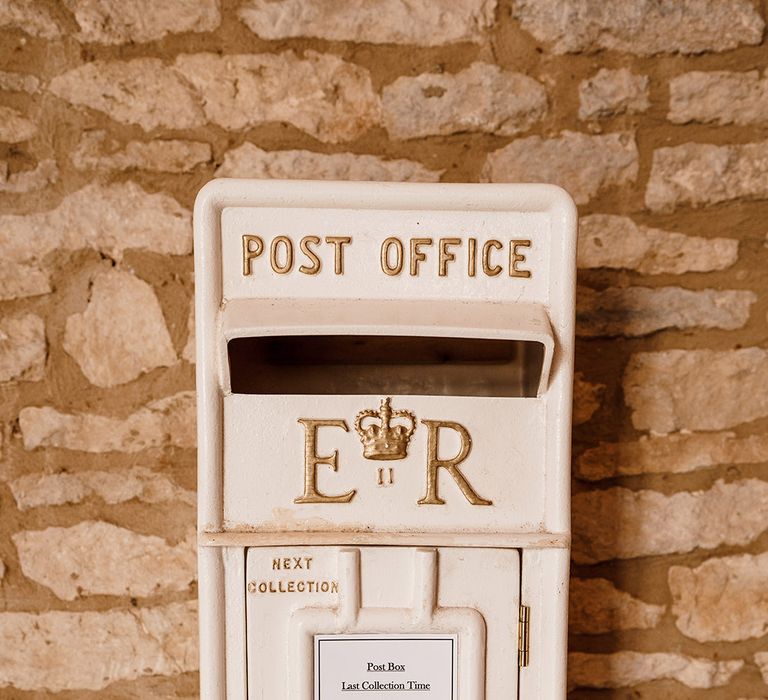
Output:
246 546 518 699
194 180 577 699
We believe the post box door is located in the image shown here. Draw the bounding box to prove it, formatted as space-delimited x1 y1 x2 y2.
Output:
245 546 521 699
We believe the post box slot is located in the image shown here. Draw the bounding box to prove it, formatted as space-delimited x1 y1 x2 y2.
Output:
227 335 544 397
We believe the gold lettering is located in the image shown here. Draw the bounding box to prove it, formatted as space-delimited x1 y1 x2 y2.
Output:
242 235 264 276
482 239 502 276
271 555 313 570
270 236 294 274
299 235 322 275
438 238 461 277
325 236 352 275
509 239 532 278
418 420 492 506
380 237 404 275
410 238 433 276
468 238 477 277
248 235 533 279
295 419 355 504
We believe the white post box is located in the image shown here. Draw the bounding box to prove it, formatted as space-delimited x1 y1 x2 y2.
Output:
194 180 577 700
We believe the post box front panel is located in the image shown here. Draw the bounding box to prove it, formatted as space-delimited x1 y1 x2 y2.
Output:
196 182 575 700
245 546 520 699
222 207 550 303
223 394 546 534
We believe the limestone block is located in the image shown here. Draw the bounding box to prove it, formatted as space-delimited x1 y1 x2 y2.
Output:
0 105 36 142
0 159 57 193
0 313 45 382
19 391 196 452
670 69 768 126
570 578 665 634
577 432 768 480
576 286 755 337
72 131 211 173
578 214 739 274
624 348 768 433
0 602 197 691
0 0 61 37
51 53 381 143
755 652 768 684
0 70 40 93
9 467 195 510
64 0 220 44
13 521 196 600
174 51 380 143
646 141 768 212
0 182 191 263
49 58 205 132
568 651 742 690
482 131 638 204
63 269 176 388
669 552 768 642
573 479 768 563
237 0 496 45
513 0 764 55
0 262 51 300
215 143 442 182
579 68 649 120
382 63 547 139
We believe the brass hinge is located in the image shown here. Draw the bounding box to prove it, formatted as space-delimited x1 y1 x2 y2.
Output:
518 604 530 667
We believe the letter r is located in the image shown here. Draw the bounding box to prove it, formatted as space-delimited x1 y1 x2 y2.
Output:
418 420 492 506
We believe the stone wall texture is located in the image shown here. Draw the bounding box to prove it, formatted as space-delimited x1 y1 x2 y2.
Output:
1 1 767 697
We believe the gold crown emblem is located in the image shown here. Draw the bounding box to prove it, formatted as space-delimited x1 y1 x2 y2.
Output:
355 398 416 461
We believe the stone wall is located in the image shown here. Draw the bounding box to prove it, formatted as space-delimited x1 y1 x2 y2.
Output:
1 0 767 697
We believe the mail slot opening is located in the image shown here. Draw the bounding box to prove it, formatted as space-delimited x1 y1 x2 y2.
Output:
227 335 545 397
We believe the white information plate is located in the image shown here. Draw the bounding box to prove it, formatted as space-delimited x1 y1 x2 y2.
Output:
314 634 457 699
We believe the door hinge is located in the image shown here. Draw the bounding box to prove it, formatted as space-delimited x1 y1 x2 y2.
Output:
518 604 530 667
